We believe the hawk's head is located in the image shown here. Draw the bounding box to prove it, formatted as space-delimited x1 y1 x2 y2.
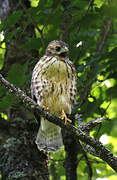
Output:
45 40 69 58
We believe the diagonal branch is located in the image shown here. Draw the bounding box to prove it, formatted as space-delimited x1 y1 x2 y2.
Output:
0 73 117 172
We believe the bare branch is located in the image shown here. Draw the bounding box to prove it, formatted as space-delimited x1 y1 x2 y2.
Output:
79 117 107 132
96 19 112 54
0 73 117 172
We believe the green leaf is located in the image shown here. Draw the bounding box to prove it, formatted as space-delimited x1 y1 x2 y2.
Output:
21 37 41 50
0 86 6 97
101 3 117 18
5 28 21 41
7 63 28 86
0 10 23 31
0 94 14 110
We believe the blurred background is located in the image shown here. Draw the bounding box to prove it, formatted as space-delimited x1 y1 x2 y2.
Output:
0 0 117 179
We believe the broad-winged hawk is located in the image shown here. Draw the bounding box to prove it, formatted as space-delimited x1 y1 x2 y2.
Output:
31 40 76 151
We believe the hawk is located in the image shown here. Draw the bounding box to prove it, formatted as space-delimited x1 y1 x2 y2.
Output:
31 40 76 151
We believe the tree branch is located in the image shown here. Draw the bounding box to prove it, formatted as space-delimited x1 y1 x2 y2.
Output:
96 19 112 54
0 73 117 172
79 117 107 132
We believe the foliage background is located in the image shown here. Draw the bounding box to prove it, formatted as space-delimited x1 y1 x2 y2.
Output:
0 0 117 179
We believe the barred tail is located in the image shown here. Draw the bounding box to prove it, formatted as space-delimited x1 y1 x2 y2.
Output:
35 118 63 152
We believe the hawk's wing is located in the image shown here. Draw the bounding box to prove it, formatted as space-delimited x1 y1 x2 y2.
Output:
31 56 63 151
66 60 77 105
31 56 53 105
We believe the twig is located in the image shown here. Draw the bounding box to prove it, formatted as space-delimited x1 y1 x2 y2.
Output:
84 154 93 180
77 0 94 34
0 73 117 172
79 117 107 132
96 19 112 54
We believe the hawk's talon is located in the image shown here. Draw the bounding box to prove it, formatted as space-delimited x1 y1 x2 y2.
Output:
60 110 72 125
42 105 49 110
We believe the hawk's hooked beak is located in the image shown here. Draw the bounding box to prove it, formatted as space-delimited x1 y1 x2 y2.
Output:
59 47 69 58
60 47 69 53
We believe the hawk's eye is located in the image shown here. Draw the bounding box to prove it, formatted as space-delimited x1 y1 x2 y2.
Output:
55 46 61 51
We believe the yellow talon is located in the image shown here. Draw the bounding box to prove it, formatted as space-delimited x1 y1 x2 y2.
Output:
60 110 72 125
42 105 49 110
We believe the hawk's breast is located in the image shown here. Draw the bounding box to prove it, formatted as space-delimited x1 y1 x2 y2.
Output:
41 57 73 115
42 57 71 82
32 56 76 115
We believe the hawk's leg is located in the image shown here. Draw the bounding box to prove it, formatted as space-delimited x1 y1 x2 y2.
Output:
60 110 72 125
